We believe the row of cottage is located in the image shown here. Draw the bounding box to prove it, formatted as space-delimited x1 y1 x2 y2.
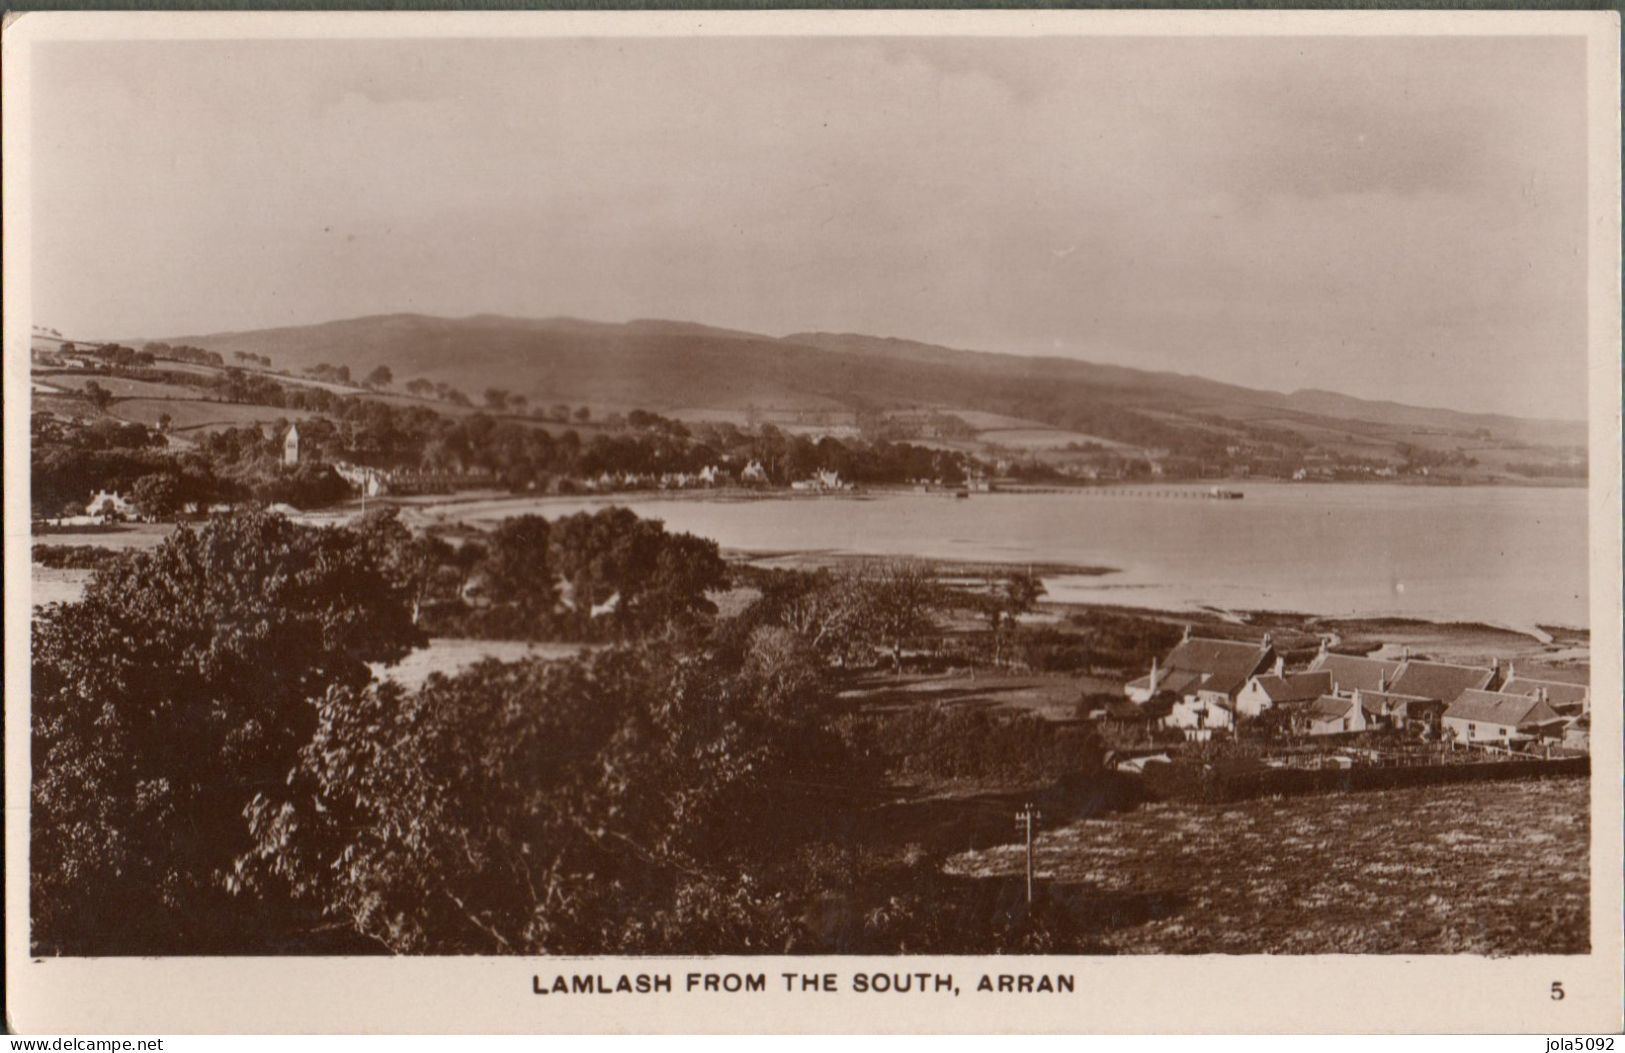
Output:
1108 628 1589 748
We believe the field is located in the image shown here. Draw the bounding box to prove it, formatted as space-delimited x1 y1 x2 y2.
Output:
945 777 1589 955
41 373 202 399
376 637 593 689
109 398 321 431
838 670 1116 722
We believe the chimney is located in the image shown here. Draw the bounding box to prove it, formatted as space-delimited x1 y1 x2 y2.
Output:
1150 656 1161 696
1318 636 1329 658
1274 656 1285 677
1262 631 1273 650
1182 624 1192 643
1507 662 1515 683
1378 669 1387 692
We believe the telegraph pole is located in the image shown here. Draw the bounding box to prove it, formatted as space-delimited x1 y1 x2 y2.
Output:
1014 803 1041 904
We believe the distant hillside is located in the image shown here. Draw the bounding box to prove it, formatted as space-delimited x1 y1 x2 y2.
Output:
149 313 1585 456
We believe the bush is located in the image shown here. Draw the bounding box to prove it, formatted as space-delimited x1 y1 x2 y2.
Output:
840 705 1103 784
31 545 129 571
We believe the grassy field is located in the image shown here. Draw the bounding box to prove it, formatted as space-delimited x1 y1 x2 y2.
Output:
110 398 321 431
944 777 1589 955
837 670 1115 722
43 374 202 399
375 637 594 689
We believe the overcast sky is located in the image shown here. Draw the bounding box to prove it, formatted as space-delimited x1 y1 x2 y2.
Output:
30 34 1589 419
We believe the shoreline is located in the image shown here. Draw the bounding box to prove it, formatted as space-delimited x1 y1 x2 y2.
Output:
723 548 1589 671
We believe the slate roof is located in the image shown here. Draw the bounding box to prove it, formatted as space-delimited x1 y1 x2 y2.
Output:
1356 690 1441 718
1125 668 1207 698
1248 670 1333 704
1500 676 1589 709
1309 653 1405 695
1444 690 1564 728
1388 661 1494 704
1160 637 1274 697
1307 695 1356 721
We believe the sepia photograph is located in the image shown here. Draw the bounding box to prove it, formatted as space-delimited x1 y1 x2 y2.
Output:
3 9 1620 1035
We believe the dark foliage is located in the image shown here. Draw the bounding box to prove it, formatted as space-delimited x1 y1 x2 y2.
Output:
31 510 424 955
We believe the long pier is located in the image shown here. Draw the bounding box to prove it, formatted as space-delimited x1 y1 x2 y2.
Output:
1006 486 1245 500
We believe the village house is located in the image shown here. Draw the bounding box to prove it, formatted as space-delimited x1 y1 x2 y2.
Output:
1563 715 1590 752
1307 644 1494 705
84 489 136 519
1500 670 1589 715
791 468 849 492
1442 689 1566 745
1234 665 1333 720
1387 659 1495 705
333 462 389 497
1124 628 1276 732
1350 689 1446 734
740 460 769 485
1304 694 1366 736
1306 644 1405 695
283 423 301 466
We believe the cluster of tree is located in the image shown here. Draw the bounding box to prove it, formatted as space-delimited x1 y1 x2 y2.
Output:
624 408 689 437
31 511 425 954
76 343 158 369
304 363 353 384
78 381 115 411
142 342 225 367
969 571 1045 667
32 506 1125 956
403 377 473 406
31 417 358 519
203 367 291 407
32 444 218 519
1059 610 1187 675
855 409 979 443
187 382 972 493
32 414 159 452
33 507 1113 955
1398 444 1479 470
30 544 130 571
52 353 983 493
359 507 730 643
231 351 274 368
719 562 941 674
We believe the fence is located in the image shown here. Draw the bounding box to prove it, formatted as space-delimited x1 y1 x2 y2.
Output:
1140 754 1589 803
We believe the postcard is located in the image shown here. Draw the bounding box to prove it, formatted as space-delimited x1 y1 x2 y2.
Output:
4 9 1620 1034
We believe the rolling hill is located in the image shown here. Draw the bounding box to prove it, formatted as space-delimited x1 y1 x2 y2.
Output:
143 313 1583 457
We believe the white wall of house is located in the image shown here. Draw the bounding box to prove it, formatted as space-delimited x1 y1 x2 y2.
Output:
1307 704 1366 736
1235 680 1273 719
1165 696 1233 730
1443 717 1515 743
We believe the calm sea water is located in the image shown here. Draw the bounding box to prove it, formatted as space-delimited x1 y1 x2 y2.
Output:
455 483 1589 632
30 483 1590 633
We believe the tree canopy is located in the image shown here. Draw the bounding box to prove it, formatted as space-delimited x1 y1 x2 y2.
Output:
31 510 425 954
